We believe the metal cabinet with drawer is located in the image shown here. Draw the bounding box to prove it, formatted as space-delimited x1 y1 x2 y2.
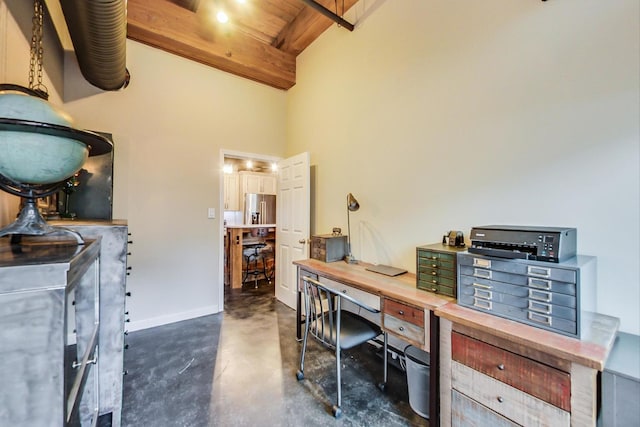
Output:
457 253 596 338
417 243 467 298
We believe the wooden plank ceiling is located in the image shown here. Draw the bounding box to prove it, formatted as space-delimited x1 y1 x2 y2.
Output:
127 0 359 90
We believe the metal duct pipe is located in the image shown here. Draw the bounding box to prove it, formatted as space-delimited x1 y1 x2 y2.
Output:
59 0 129 91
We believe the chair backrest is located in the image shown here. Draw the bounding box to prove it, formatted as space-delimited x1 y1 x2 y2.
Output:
301 276 380 348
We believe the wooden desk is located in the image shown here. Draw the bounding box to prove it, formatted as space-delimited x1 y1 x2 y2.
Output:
294 258 454 424
435 303 619 426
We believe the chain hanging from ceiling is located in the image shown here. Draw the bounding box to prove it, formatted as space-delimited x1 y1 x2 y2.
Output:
28 0 48 100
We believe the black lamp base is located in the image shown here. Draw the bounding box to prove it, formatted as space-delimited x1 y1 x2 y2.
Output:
0 198 84 244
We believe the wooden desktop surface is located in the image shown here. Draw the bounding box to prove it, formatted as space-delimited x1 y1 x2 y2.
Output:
294 258 455 309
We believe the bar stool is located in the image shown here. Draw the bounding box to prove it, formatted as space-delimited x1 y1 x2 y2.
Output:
242 242 266 288
260 243 275 284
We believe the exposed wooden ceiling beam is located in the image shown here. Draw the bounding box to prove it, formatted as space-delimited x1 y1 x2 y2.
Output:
127 0 296 90
275 0 359 55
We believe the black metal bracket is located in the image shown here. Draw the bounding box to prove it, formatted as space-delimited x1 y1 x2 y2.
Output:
299 0 355 31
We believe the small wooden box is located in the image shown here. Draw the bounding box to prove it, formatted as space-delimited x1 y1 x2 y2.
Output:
310 234 347 263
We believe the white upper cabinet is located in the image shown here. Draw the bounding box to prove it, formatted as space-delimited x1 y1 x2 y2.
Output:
223 172 240 211
240 171 277 195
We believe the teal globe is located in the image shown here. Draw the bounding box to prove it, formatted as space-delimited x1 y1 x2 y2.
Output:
0 90 88 185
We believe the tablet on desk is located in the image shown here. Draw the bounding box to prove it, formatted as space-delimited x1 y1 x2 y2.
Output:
365 264 407 277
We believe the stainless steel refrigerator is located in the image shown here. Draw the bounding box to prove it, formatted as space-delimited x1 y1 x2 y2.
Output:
244 194 276 225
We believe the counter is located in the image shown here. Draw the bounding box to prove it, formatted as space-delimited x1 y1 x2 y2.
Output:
225 225 276 288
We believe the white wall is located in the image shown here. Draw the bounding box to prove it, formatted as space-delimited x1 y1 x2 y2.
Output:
61 41 287 329
288 0 640 334
1 4 288 329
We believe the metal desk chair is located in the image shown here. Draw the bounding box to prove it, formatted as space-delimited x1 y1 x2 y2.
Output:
296 276 388 418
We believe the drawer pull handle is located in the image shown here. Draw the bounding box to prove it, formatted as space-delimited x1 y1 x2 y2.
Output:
431 271 437 276
398 310 404 315
431 279 437 284
473 258 492 268
497 396 504 403
528 311 553 326
398 326 405 331
473 298 492 311
342 290 347 294
528 300 552 314
528 266 551 278
473 288 492 300
472 282 492 290
497 364 505 371
529 277 552 290
431 256 437 260
529 289 552 302
431 288 437 292
432 264 437 268
473 268 492 279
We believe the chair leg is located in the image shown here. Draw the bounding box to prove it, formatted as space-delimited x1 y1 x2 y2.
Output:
378 332 388 392
332 347 342 418
296 314 310 381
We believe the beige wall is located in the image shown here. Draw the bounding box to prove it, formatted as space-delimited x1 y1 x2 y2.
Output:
288 0 640 334
2 0 639 335
61 41 287 328
1 0 287 328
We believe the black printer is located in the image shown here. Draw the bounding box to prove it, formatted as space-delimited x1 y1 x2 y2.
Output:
468 225 577 263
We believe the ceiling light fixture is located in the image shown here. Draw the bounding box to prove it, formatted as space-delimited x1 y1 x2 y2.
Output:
216 10 229 23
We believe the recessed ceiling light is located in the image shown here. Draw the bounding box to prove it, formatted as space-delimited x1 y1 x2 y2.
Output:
216 11 229 23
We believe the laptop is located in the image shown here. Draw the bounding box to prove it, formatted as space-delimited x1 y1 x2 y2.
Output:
365 264 407 277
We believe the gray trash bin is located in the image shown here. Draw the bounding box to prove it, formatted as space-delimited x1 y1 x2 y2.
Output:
404 345 430 419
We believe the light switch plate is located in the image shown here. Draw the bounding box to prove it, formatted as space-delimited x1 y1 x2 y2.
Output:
208 208 215 219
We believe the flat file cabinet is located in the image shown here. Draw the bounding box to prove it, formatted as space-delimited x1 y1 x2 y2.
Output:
417 243 466 298
457 253 596 338
600 332 640 426
0 239 102 426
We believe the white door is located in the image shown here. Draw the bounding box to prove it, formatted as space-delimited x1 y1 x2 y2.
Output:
275 152 310 308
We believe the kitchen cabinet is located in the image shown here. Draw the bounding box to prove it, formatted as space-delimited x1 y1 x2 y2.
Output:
226 225 276 289
436 303 619 427
224 172 240 211
240 171 277 195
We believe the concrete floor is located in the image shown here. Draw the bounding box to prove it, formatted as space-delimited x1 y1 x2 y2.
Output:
120 282 428 427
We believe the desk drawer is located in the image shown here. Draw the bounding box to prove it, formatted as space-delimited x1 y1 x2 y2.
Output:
319 276 380 311
384 299 424 328
452 361 570 427
452 390 518 427
451 332 571 411
383 314 425 347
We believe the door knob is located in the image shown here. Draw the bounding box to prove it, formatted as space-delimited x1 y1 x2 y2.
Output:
298 239 308 244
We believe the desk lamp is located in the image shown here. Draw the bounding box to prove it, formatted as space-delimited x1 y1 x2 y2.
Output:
344 193 360 264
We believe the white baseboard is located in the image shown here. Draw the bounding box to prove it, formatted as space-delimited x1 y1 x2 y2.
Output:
66 304 221 344
126 304 221 333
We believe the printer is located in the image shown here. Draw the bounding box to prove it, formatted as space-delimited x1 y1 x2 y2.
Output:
468 225 577 263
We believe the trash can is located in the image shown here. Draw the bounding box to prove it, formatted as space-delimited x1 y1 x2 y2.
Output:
404 345 430 419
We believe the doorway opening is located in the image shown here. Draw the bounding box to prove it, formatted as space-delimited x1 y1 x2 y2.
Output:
219 149 281 311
